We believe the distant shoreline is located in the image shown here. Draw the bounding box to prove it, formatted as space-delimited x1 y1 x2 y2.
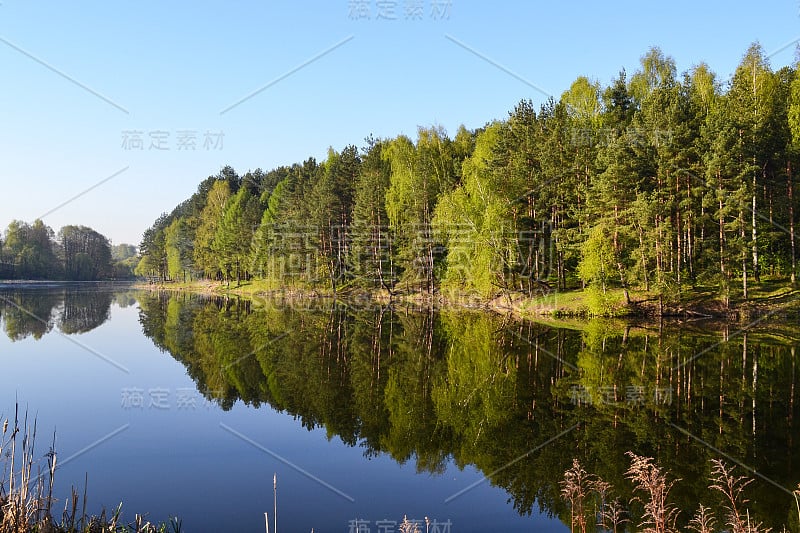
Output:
0 280 137 289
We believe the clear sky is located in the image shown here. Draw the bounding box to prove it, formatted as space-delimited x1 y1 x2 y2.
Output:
1 1 799 246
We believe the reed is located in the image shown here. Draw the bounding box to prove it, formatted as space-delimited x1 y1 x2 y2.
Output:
560 458 592 533
687 505 716 533
625 452 680 533
709 459 768 533
561 453 779 533
591 478 628 533
398 515 420 533
0 404 181 533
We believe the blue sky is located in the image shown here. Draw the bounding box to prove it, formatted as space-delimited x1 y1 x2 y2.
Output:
1 0 799 245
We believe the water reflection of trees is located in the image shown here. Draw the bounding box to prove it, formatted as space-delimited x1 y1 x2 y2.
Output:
0 288 113 340
137 292 800 531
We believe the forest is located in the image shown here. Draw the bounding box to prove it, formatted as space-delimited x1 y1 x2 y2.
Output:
0 220 137 280
137 44 800 310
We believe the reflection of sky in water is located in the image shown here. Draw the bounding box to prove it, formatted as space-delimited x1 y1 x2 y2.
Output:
0 292 563 533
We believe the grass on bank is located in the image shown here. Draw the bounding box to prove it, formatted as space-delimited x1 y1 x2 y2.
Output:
1 405 181 533
137 273 800 320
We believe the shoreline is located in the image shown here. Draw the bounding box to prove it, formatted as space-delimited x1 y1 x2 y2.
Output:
4 276 797 323
132 278 800 324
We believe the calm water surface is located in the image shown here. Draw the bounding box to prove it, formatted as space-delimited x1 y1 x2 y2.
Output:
1 286 799 532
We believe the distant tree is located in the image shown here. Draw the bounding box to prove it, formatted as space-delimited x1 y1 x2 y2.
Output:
111 244 137 262
110 243 138 279
58 225 113 281
2 219 60 279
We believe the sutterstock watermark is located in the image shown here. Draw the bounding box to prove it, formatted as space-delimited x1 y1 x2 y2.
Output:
347 0 453 20
568 384 673 407
121 129 224 151
348 517 452 532
120 387 221 410
251 221 554 286
569 126 673 149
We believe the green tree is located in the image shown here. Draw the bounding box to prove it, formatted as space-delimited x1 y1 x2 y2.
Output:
2 219 60 279
310 145 361 291
136 214 169 279
562 76 603 129
250 176 292 280
165 217 194 282
212 187 262 285
384 127 458 293
725 43 780 291
133 44 800 306
434 122 517 297
194 179 232 279
350 137 394 290
577 224 617 314
58 225 113 280
786 64 800 283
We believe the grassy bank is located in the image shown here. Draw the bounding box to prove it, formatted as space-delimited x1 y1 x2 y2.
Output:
517 278 800 320
136 276 800 322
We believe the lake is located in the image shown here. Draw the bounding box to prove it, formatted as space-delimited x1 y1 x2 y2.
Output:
1 285 798 532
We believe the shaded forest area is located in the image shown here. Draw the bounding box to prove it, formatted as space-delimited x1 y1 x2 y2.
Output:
0 220 137 280
138 44 800 311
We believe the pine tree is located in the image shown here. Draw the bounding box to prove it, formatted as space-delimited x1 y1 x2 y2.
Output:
193 179 231 279
213 188 263 285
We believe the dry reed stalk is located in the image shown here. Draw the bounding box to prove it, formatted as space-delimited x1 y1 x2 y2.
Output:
399 515 421 533
687 504 716 533
560 458 592 533
625 452 680 533
709 459 770 533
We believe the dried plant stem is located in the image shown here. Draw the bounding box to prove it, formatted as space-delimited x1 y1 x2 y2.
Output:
560 459 592 533
625 452 680 533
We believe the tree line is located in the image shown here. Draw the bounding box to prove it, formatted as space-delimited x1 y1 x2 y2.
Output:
0 219 137 280
138 43 800 305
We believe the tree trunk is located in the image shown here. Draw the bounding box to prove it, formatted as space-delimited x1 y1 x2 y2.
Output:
752 172 759 282
675 173 682 287
718 170 729 307
789 161 797 285
741 208 748 300
613 204 630 304
686 177 694 281
637 224 650 291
